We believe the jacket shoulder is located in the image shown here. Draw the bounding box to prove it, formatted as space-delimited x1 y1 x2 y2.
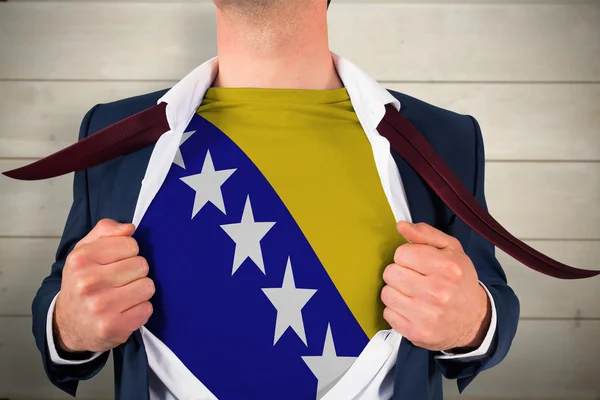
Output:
386 89 481 192
386 89 478 144
86 88 171 135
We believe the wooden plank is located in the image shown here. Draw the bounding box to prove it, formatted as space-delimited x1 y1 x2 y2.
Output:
1 161 599 239
485 162 600 240
389 83 600 162
0 161 73 237
0 238 61 316
1 238 598 319
0 317 597 399
0 81 170 159
498 241 600 319
443 320 600 399
0 317 113 400
1 81 599 161
1 3 599 81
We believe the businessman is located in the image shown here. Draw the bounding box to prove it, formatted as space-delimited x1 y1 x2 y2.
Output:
31 0 520 399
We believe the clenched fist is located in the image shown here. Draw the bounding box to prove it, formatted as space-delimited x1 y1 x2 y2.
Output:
381 221 492 352
54 219 155 353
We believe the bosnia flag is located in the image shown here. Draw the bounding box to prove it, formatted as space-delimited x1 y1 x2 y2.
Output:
133 93 405 399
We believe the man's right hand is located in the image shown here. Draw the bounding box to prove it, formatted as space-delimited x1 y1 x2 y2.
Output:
54 219 155 353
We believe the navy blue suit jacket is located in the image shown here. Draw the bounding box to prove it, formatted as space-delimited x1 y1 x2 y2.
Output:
32 88 520 400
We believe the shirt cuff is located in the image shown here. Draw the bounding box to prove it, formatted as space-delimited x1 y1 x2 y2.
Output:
435 281 497 360
46 292 104 365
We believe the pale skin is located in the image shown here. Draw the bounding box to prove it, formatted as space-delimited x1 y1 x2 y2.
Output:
54 0 490 355
55 220 154 353
382 222 491 352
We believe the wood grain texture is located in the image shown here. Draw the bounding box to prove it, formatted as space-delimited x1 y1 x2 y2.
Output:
0 1 599 398
0 81 170 159
0 317 113 399
497 241 600 319
1 238 598 318
2 160 598 239
1 81 599 161
0 317 597 399
1 2 599 81
389 83 600 162
0 238 61 316
485 162 600 240
442 320 600 399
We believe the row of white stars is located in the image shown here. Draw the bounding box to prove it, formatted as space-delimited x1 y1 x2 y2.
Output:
175 131 357 395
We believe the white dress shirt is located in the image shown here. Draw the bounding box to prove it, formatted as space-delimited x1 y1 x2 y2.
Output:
46 53 497 400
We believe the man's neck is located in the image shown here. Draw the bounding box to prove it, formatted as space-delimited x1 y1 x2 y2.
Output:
212 2 343 90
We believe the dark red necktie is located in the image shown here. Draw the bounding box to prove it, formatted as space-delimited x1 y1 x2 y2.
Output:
3 103 598 280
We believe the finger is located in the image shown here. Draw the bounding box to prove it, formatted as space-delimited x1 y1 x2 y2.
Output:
99 256 149 287
114 301 154 338
110 277 156 313
393 243 448 276
396 221 462 251
383 307 414 338
80 236 140 265
380 285 419 321
382 263 428 297
75 219 135 250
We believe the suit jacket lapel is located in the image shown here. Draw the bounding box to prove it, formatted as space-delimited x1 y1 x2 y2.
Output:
107 144 156 222
389 105 452 400
102 145 155 400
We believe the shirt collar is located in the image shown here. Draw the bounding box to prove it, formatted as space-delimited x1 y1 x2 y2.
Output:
134 53 401 228
157 52 400 134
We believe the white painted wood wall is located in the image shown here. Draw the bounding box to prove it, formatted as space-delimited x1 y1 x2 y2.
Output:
0 1 598 399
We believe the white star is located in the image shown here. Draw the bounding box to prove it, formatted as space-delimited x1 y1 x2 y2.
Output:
302 324 358 398
173 130 196 169
262 257 317 346
220 195 276 275
180 150 237 218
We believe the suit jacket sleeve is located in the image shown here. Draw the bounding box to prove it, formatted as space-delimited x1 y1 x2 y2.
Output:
31 104 111 397
434 116 521 392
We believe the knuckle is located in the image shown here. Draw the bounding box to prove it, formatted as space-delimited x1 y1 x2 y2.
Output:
131 302 153 331
451 237 463 250
86 296 106 315
383 307 395 324
380 285 397 308
141 301 154 322
124 237 140 256
382 264 397 284
66 249 87 270
453 263 464 280
415 222 428 232
432 286 451 305
137 256 149 276
145 278 156 297
393 245 405 264
95 318 113 340
446 258 464 281
135 277 155 299
380 285 391 305
74 275 95 296
96 218 114 231
394 243 416 265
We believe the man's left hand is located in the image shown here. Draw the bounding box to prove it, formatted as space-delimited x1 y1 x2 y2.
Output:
381 221 491 352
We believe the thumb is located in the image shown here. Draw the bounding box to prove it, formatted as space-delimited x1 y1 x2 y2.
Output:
74 218 135 249
396 221 420 244
396 221 459 250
